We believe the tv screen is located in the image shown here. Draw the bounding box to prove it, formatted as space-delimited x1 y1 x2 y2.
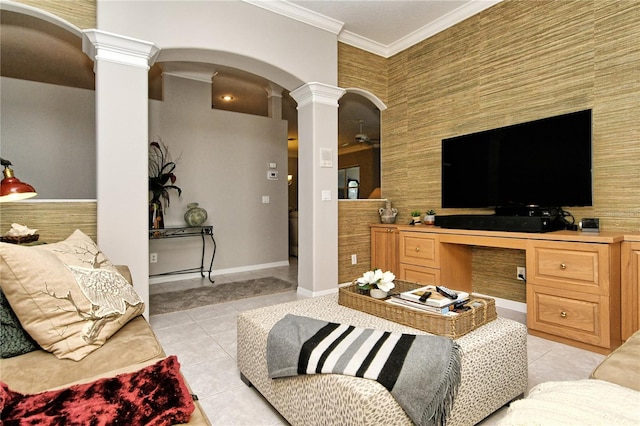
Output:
442 109 592 210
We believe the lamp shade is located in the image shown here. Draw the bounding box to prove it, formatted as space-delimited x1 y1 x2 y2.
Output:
0 159 37 202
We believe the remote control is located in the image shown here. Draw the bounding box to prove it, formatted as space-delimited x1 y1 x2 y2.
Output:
419 291 432 302
436 285 458 300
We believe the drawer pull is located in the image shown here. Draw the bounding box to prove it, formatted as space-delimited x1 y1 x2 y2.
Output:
387 228 393 233
415 247 420 252
560 311 567 318
560 263 567 269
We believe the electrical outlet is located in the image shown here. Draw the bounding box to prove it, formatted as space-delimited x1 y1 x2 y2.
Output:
517 266 526 281
150 253 158 263
351 254 357 265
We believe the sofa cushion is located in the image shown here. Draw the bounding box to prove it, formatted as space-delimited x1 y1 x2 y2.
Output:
0 315 164 394
0 289 39 358
0 229 144 361
590 329 640 391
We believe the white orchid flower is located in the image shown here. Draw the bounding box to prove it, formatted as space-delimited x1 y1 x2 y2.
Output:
357 270 376 285
377 270 396 292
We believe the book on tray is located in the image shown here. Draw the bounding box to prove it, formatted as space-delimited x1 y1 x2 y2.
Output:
397 285 469 308
386 295 454 315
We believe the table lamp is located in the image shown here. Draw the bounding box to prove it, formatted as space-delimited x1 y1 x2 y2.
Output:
0 158 37 202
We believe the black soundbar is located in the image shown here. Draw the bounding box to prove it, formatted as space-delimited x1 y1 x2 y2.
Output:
434 214 566 233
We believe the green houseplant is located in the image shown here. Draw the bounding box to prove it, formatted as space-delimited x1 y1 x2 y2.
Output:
411 210 422 224
424 209 436 225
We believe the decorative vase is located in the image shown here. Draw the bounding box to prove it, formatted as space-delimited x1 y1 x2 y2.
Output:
411 216 421 224
379 200 398 224
184 202 208 227
370 288 388 299
424 214 435 225
149 200 164 229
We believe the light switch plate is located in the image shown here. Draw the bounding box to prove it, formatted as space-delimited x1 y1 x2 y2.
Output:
262 195 270 203
321 190 331 201
267 171 278 180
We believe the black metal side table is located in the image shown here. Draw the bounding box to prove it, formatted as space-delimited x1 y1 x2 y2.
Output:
148 226 216 283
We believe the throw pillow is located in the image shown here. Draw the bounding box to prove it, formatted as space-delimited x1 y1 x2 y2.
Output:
0 229 144 361
0 289 39 358
1 355 195 425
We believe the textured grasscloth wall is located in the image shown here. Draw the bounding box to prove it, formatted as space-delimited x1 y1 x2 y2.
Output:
338 0 640 300
0 202 97 243
12 0 96 28
337 45 389 283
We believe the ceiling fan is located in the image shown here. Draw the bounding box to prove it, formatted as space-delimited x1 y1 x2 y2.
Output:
342 120 380 148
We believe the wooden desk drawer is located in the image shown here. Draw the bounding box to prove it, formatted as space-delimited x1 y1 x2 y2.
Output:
399 232 439 267
527 286 608 347
399 263 440 285
527 241 609 294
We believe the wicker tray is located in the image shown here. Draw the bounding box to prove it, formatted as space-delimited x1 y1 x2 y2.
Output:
0 234 39 244
338 280 497 339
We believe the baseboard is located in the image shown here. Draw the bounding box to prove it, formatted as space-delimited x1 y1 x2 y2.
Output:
149 260 290 285
475 292 527 313
297 286 339 298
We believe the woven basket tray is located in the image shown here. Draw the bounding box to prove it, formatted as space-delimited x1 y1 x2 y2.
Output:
0 234 39 244
338 280 497 339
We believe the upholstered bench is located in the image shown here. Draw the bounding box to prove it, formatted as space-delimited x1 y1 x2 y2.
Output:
237 294 527 425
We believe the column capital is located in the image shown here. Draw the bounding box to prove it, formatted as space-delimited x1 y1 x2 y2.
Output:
290 82 345 109
82 29 160 70
265 82 283 99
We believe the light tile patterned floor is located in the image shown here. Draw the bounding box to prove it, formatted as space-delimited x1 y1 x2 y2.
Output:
149 258 605 425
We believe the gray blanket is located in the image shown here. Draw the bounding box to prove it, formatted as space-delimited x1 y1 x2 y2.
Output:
267 314 462 426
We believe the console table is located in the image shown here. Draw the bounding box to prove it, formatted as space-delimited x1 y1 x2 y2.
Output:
371 224 627 354
148 226 216 283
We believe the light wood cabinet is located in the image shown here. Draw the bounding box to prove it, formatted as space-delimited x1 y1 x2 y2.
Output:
622 240 640 340
526 240 619 351
370 225 398 275
373 224 628 353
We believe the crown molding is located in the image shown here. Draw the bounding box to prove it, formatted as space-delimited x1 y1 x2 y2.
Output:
242 0 344 35
384 0 502 57
246 0 502 58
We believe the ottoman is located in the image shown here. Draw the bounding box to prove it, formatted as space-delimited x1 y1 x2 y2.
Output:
237 294 527 425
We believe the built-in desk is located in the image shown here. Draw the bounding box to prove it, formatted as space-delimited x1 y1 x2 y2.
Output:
372 224 627 354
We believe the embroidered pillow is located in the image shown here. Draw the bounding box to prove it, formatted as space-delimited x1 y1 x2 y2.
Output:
0 230 144 361
0 288 39 358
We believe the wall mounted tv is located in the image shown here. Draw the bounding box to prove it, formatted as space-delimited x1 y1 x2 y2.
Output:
441 109 593 213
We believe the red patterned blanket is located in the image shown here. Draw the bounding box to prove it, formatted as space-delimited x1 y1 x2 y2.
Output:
0 356 195 425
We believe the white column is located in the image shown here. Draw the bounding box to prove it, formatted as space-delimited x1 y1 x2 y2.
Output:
290 82 345 296
83 30 159 318
265 82 283 120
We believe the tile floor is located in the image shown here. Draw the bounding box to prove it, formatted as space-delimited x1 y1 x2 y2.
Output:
149 258 606 425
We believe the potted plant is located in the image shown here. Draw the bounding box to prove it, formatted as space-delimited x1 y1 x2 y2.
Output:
410 210 422 224
424 209 436 225
355 269 396 299
148 140 182 229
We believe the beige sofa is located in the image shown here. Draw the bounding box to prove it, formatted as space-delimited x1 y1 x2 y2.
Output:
498 329 640 425
1 265 210 425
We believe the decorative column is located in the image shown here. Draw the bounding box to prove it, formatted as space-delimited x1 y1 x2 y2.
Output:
290 82 345 296
265 82 283 120
83 30 159 318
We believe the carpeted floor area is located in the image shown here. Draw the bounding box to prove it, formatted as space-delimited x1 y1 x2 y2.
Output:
150 276 296 315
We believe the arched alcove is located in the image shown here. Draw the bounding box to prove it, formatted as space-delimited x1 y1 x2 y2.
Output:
0 4 96 200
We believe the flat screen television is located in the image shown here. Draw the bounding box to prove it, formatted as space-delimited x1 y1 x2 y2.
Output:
441 109 592 213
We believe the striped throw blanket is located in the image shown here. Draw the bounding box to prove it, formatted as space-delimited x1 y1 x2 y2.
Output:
267 314 462 426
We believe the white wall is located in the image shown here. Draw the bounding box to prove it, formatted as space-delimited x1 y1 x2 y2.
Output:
0 77 96 199
96 0 337 90
149 74 289 276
